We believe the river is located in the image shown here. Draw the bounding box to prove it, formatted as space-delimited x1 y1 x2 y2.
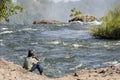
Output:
0 23 120 77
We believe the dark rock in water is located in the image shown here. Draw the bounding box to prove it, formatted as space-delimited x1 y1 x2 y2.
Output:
69 14 98 22
33 20 66 24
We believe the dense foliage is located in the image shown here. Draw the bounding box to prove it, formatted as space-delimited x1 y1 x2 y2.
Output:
0 0 23 24
91 6 120 39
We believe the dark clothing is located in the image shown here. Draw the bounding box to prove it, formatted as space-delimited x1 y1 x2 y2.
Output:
30 62 43 75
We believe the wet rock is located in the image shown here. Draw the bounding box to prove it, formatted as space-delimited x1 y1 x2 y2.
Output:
33 20 66 24
69 14 98 22
73 72 78 77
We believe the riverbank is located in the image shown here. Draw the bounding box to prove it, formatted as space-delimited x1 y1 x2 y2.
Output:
0 58 120 80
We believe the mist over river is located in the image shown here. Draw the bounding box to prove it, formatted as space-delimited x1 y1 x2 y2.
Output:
0 23 120 77
10 0 120 24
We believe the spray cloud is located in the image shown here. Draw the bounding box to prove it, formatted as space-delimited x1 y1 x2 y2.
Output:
10 0 120 24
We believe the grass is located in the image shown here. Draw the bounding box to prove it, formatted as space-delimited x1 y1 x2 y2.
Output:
91 5 120 39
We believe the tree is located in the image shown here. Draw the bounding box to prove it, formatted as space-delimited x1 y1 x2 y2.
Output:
69 8 82 18
0 0 23 24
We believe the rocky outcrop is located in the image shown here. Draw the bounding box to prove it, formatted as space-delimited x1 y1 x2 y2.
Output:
0 58 51 80
0 58 120 80
33 20 66 24
69 14 98 22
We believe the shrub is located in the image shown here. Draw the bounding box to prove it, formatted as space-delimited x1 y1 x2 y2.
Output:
91 5 120 39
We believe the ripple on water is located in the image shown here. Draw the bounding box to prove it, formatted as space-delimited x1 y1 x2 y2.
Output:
0 39 4 46
69 63 83 70
0 24 120 77
41 29 92 39
103 61 118 66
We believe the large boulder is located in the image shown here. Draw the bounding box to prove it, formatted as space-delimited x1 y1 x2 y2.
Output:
33 20 66 24
69 14 98 22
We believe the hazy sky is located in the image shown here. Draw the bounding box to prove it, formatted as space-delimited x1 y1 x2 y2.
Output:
13 0 80 3
11 0 119 24
12 0 17 3
50 0 80 3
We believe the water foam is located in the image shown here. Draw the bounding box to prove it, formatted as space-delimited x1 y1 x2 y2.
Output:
0 28 8 30
69 63 83 70
18 28 38 32
72 44 84 48
0 31 13 35
87 21 102 25
48 41 61 45
70 20 102 25
103 61 118 65
0 39 4 46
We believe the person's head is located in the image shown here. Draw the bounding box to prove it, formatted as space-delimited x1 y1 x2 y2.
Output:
28 50 35 57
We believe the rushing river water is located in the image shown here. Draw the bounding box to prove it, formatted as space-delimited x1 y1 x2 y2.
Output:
0 23 120 77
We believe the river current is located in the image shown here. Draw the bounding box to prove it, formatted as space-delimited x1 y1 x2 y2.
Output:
0 23 120 77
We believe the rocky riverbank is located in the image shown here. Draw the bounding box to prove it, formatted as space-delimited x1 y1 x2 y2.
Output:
0 58 120 80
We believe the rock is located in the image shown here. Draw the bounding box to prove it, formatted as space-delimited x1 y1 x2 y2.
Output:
1 58 120 80
73 72 78 77
0 58 50 80
69 14 98 22
33 20 66 24
98 70 106 74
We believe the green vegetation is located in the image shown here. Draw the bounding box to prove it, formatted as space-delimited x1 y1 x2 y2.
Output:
91 6 120 39
69 8 82 18
0 0 23 24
